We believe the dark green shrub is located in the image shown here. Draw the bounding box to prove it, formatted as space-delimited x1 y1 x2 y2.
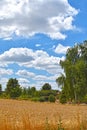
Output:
31 97 40 102
83 95 87 104
39 90 57 97
59 92 67 104
48 94 55 102
39 90 50 96
39 96 45 102
18 95 30 100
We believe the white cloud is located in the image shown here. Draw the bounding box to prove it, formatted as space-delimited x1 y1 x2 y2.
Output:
0 68 13 90
0 68 13 76
18 78 30 88
16 69 62 82
0 48 64 74
16 69 35 78
0 0 78 39
35 44 41 47
0 48 35 64
3 37 12 41
0 78 8 90
34 73 61 82
54 43 70 54
21 51 64 74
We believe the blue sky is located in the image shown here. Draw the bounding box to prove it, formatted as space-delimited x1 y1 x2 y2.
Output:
0 0 87 90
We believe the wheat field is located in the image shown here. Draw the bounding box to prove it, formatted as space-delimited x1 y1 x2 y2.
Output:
0 99 87 130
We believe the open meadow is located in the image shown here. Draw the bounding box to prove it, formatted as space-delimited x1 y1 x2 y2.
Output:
0 99 87 130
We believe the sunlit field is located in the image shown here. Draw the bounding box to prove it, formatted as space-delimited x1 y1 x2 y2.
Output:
0 99 87 130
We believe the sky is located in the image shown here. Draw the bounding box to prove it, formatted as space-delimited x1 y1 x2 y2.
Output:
0 0 87 90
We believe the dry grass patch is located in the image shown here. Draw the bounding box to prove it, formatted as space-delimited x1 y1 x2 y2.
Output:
0 99 87 130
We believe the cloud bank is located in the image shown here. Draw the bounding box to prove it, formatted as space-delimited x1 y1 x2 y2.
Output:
0 47 64 74
0 0 78 39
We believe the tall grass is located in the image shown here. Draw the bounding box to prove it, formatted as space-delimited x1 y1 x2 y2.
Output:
0 113 87 130
0 99 87 130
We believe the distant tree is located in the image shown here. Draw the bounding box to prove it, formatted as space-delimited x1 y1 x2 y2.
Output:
30 87 36 96
41 83 51 90
27 87 31 95
5 78 22 98
22 87 27 95
0 84 2 95
48 94 56 102
31 87 36 92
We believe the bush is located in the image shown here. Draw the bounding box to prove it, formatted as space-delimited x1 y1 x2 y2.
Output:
59 92 67 104
39 96 46 102
39 90 51 97
31 97 40 102
83 95 87 104
39 90 57 97
48 94 55 102
0 93 10 99
18 95 30 100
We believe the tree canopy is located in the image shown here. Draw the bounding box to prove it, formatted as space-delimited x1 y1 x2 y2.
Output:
56 41 87 103
5 78 22 98
41 83 52 90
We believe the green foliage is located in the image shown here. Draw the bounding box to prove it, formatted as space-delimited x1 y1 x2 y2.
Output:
18 95 30 100
39 90 57 97
56 41 87 103
5 78 22 98
10 86 22 99
39 96 46 102
31 86 36 92
48 94 55 102
83 95 87 104
41 83 51 90
22 87 28 95
0 84 2 95
39 90 50 96
56 74 65 89
2 78 59 101
59 91 67 104
31 97 40 102
58 116 64 130
0 92 10 99
30 87 36 96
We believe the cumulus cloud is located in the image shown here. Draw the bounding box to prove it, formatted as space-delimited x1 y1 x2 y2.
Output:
0 68 13 76
0 48 64 74
34 73 60 82
16 69 62 82
54 43 70 54
0 48 35 64
0 0 78 39
18 78 30 88
0 77 8 90
0 68 13 90
16 69 35 78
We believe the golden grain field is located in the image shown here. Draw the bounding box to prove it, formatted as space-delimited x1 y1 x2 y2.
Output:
0 99 87 130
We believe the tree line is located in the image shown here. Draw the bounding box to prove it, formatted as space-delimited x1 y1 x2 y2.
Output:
56 40 87 104
0 79 58 102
